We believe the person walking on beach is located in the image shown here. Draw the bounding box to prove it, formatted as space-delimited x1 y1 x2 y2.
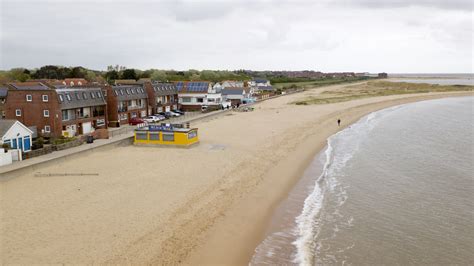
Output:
337 119 341 126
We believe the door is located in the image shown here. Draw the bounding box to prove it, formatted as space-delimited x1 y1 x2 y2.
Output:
165 106 171 112
24 136 31 151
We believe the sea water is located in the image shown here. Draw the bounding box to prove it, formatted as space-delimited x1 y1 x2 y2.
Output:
251 96 474 265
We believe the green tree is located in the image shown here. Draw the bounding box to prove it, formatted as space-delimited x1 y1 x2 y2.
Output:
189 73 201 81
151 70 167 81
121 69 137 80
140 70 153 79
85 70 97 82
8 68 31 82
105 70 119 83
71 67 86 78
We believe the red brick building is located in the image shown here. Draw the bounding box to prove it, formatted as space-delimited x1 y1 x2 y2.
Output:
4 82 107 138
144 82 179 114
103 85 149 127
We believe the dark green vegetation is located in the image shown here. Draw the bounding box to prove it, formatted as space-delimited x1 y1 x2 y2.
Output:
0 66 252 84
293 81 474 105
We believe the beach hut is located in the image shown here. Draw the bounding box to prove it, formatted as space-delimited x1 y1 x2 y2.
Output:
134 124 199 147
0 119 33 153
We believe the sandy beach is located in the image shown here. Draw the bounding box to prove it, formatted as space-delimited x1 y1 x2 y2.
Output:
1 82 472 264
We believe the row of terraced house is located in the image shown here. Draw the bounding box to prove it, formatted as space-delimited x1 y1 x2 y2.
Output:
0 78 274 139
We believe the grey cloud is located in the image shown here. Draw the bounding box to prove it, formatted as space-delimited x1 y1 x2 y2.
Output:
0 0 472 72
333 0 473 11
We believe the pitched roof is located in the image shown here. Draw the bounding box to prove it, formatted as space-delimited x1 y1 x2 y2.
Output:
112 85 148 101
115 79 140 85
0 87 8 98
64 78 88 85
175 81 210 93
151 82 177 96
56 88 106 109
222 87 245 95
8 82 50 90
257 85 275 91
0 119 16 137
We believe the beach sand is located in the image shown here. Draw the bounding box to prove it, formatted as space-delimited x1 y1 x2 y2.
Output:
0 83 471 264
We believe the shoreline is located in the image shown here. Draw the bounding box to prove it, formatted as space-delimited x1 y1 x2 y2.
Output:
1 87 472 264
184 92 473 265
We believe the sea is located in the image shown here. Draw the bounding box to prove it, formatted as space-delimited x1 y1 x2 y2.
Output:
387 73 474 86
251 95 474 265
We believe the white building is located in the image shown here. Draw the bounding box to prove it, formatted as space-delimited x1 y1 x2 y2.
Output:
0 120 33 153
177 81 224 111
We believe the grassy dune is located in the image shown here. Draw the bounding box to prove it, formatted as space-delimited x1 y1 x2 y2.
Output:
273 77 373 89
293 81 474 105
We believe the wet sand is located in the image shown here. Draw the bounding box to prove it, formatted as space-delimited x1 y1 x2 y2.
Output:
0 83 471 264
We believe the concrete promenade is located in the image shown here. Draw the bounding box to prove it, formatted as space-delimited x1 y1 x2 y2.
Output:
0 107 235 179
0 89 303 180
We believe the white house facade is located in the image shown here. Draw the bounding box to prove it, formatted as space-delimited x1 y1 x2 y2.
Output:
0 120 33 152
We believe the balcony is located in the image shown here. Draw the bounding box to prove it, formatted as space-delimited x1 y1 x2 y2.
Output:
93 111 105 117
128 105 145 110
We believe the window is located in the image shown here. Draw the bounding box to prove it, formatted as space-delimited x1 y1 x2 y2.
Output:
131 112 137 118
42 95 49 102
149 133 160 140
188 131 198 139
66 94 71 101
90 92 96 99
3 139 11 149
119 89 124 95
114 90 119 96
97 91 102 98
59 95 64 102
82 92 87 99
136 132 148 140
15 109 21 116
26 95 32 102
43 110 50 117
197 98 204 103
126 88 130 95
131 88 135 94
44 125 51 133
162 132 175 142
75 93 81 100
182 97 191 103
62 110 70 121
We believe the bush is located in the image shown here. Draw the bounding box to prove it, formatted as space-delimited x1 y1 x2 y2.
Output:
52 136 77 145
32 137 44 150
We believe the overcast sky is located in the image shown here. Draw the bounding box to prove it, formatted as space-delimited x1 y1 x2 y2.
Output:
0 0 472 73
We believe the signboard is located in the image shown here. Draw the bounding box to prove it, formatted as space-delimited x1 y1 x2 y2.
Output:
149 124 173 131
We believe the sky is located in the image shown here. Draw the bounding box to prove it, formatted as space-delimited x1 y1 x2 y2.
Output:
0 0 472 73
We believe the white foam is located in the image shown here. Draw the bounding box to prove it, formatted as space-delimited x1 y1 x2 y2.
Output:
292 108 400 265
292 142 333 265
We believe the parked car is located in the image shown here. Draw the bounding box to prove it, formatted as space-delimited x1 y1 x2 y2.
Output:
158 112 172 119
129 117 145 125
144 116 161 123
173 110 185 115
221 101 232 109
168 111 181 117
154 114 167 121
